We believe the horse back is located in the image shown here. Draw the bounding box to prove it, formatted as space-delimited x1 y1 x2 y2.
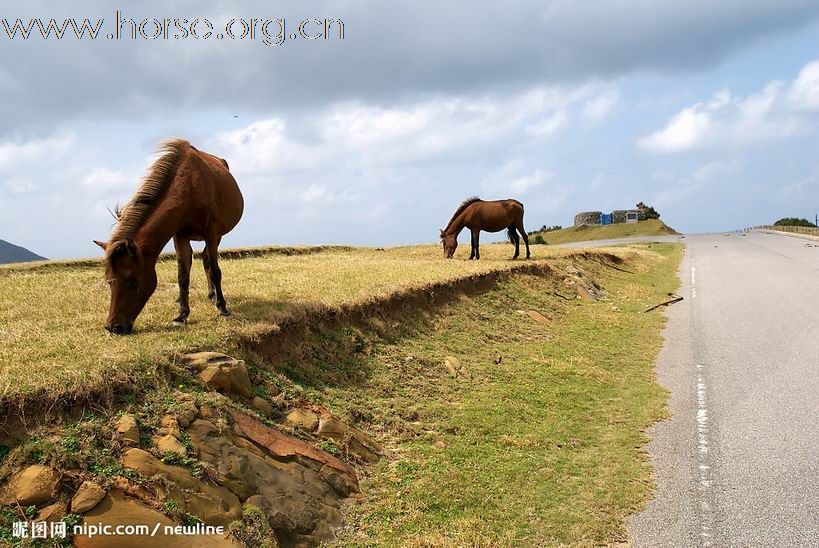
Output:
173 146 244 238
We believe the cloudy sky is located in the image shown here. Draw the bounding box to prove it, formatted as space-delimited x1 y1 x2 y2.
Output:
1 0 819 259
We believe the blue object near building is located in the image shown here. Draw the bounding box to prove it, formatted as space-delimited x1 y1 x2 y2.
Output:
601 213 612 225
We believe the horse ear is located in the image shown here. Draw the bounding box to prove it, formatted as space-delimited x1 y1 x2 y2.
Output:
93 240 108 251
439 229 445 238
125 238 137 258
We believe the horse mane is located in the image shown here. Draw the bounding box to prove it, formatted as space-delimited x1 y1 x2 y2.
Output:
444 196 482 232
107 139 190 252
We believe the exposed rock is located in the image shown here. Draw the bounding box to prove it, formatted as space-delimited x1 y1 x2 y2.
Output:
189 415 351 544
264 382 281 397
74 490 238 548
316 414 348 441
444 356 470 381
444 356 460 377
157 415 181 439
317 415 382 463
177 401 199 428
111 476 158 507
526 310 551 325
153 434 188 457
121 448 242 526
71 480 107 514
319 465 360 498
116 414 140 445
4 464 61 505
347 435 381 463
252 397 275 416
229 410 357 479
286 408 319 431
563 270 607 301
182 352 253 399
36 499 68 523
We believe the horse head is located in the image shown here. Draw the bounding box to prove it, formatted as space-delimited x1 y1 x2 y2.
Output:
94 238 158 335
440 229 457 259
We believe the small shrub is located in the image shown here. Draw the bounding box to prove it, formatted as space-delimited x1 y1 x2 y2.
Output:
773 217 816 227
636 202 661 220
229 504 278 548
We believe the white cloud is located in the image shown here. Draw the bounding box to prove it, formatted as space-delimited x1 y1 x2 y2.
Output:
638 60 818 153
215 83 610 179
637 104 713 153
80 167 132 190
527 110 568 137
216 118 320 175
2 176 36 195
789 60 819 110
0 132 74 172
582 91 619 121
480 159 555 197
509 169 552 193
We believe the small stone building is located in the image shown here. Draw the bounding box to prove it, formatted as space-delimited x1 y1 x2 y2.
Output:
573 211 603 226
574 209 639 226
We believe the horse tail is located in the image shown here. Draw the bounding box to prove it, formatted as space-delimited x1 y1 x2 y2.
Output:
507 225 518 243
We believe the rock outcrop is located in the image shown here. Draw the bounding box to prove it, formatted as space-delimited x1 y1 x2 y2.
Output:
3 464 61 505
115 414 141 445
71 480 107 513
121 448 243 527
181 352 253 399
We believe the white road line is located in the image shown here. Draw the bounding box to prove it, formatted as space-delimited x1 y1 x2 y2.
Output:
695 361 714 546
691 265 697 299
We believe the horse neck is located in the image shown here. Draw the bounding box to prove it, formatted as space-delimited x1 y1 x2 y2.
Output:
132 198 183 264
445 213 467 236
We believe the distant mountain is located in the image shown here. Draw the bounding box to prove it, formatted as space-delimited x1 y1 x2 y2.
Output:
0 239 47 264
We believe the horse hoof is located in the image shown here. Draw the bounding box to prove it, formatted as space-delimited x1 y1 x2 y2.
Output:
218 309 232 317
172 318 188 326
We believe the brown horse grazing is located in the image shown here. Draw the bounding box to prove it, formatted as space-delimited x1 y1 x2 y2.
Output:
94 139 244 334
440 197 530 260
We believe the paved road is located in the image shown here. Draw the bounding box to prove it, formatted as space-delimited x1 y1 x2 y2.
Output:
556 234 684 248
627 232 819 547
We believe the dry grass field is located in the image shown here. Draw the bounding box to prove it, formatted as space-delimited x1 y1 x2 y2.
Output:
0 243 589 410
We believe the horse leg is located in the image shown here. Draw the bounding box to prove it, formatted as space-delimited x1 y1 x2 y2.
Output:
510 225 520 259
202 245 215 303
474 230 481 260
469 229 478 260
205 234 231 316
517 221 531 259
173 236 193 325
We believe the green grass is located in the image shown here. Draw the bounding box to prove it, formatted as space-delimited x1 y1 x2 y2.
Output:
0 243 587 411
310 243 683 546
533 219 678 245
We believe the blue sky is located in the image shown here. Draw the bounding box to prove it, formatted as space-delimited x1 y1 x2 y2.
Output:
1 1 819 259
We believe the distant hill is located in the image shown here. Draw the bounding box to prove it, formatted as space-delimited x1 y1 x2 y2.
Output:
0 239 47 264
530 219 679 245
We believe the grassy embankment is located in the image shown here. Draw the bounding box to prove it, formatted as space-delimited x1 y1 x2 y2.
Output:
0 241 682 545
280 243 682 545
533 219 678 245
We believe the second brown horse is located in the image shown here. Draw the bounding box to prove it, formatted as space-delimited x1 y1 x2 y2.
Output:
95 139 243 334
440 197 530 260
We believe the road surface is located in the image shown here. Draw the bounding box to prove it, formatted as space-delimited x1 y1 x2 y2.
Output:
557 234 683 248
625 232 819 546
